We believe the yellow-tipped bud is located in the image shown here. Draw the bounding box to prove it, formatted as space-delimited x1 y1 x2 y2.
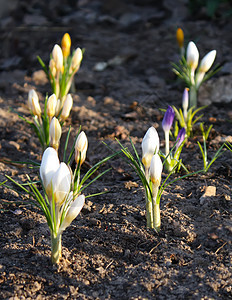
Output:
47 94 57 119
176 28 184 48
60 94 73 121
75 131 88 166
61 33 71 58
150 154 163 187
28 89 41 117
71 48 83 73
49 117 62 150
52 44 63 72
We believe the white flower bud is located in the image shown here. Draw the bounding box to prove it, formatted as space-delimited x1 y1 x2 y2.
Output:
199 50 216 73
49 117 62 150
40 147 60 198
75 131 88 165
71 48 82 72
28 89 41 117
141 127 160 169
59 194 85 233
150 154 163 187
47 94 57 119
60 94 73 121
52 44 63 72
186 41 199 71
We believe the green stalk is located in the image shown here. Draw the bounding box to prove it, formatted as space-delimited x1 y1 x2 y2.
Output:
145 168 153 228
189 86 197 108
152 184 160 232
51 233 62 264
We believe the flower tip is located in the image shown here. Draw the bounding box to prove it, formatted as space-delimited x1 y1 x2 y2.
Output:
176 27 184 48
162 106 175 132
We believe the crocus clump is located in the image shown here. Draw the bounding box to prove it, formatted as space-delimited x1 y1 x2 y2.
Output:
40 147 85 264
38 32 83 102
172 35 219 108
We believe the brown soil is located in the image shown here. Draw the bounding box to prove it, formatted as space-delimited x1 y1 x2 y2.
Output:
0 1 232 299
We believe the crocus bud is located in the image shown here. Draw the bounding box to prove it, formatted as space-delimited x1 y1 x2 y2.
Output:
52 44 63 72
199 50 216 73
28 89 41 117
182 88 189 112
51 162 72 205
176 27 184 49
196 50 217 88
162 106 175 133
175 128 186 150
71 48 83 73
47 94 57 119
150 154 163 187
142 127 160 169
60 94 73 121
40 147 60 198
61 33 71 58
49 117 62 150
75 131 88 166
59 194 85 233
186 41 199 71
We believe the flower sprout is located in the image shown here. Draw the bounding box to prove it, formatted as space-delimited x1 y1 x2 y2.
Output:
61 33 71 59
75 131 88 166
60 94 73 122
186 41 199 84
141 126 160 172
49 117 62 150
28 89 41 118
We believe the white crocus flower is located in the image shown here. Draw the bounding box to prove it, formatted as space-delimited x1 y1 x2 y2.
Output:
28 89 41 117
75 131 88 166
47 94 57 120
40 147 60 198
49 117 62 150
59 194 85 233
52 44 63 72
71 48 83 73
60 94 73 121
186 41 199 84
196 50 216 88
141 127 160 171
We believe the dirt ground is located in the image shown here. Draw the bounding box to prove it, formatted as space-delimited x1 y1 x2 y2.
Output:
0 0 232 299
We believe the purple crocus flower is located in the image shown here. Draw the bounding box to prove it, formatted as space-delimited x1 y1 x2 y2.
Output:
175 128 186 150
162 106 175 132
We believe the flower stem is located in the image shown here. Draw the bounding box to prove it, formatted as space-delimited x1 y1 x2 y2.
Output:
145 168 153 228
51 233 62 264
152 184 160 232
189 86 197 108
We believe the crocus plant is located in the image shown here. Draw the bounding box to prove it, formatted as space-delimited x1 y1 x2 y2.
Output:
172 88 206 137
38 33 83 102
172 38 219 107
19 90 73 151
3 130 117 264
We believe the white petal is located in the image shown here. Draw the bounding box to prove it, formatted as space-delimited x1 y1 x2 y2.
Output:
40 147 60 190
186 41 199 70
52 162 72 205
199 50 216 73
